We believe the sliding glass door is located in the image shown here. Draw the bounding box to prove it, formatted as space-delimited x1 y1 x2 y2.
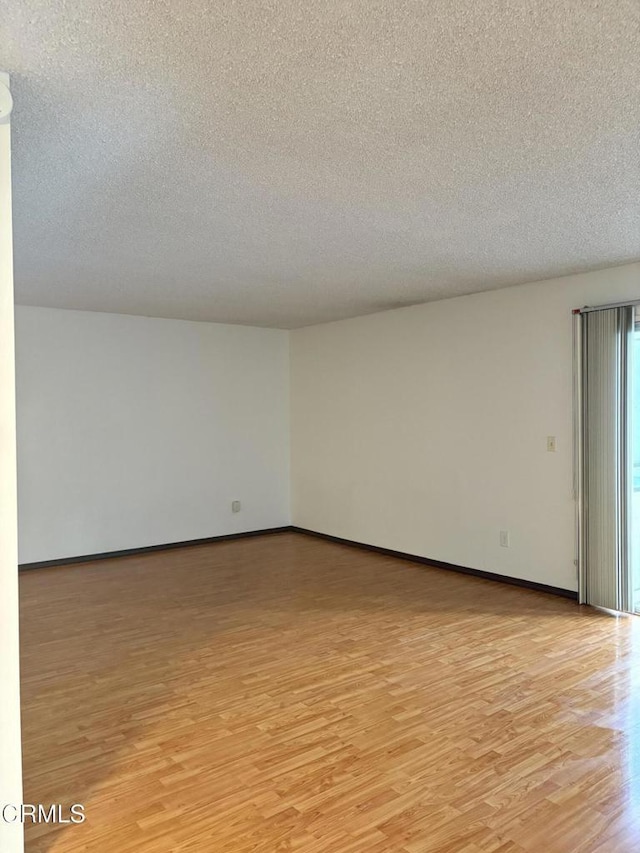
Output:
577 304 633 611
631 311 640 613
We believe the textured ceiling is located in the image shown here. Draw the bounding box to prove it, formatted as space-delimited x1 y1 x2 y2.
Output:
2 1 640 328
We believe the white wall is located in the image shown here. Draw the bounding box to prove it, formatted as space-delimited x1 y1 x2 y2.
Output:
0 74 24 853
291 262 640 592
15 307 290 564
14 261 640 589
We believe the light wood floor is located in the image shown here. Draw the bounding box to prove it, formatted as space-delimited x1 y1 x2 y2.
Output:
19 532 640 852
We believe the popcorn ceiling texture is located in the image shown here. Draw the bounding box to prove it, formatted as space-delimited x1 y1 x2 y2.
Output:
3 0 640 328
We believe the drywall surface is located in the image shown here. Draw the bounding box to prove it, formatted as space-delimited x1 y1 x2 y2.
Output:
291 262 640 591
16 307 290 563
0 80 24 852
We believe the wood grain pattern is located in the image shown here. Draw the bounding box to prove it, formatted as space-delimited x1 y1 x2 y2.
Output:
19 532 640 852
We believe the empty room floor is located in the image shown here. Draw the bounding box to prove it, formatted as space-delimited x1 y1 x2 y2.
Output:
19 532 640 853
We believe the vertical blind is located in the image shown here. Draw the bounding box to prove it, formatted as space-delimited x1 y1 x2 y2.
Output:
578 305 633 610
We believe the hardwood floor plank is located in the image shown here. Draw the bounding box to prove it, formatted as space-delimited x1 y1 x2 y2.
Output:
19 532 640 851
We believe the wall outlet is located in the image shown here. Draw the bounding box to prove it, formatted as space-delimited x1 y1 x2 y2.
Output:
231 500 241 513
499 530 510 548
547 435 557 452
